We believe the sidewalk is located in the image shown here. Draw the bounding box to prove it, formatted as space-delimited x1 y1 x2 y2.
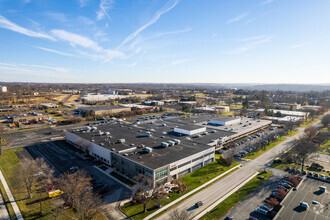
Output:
0 170 23 220
0 192 10 220
144 164 242 220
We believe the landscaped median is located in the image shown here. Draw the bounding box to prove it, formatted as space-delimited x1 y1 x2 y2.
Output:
121 158 241 220
199 171 272 220
243 137 287 160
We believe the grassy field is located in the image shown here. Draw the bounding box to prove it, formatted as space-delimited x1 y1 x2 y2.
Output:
121 159 240 220
243 137 287 160
221 111 235 116
201 171 272 220
286 130 299 137
66 95 81 103
4 126 50 134
300 117 321 128
0 148 60 220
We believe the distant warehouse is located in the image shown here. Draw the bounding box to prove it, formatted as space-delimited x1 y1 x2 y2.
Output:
77 105 131 116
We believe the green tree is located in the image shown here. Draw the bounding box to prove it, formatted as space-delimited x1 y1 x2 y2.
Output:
182 105 190 113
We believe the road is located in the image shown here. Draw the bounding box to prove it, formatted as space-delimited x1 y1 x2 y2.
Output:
156 124 318 220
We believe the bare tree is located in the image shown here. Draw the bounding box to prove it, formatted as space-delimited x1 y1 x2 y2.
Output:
55 170 104 220
170 208 191 220
15 158 53 199
321 114 330 127
291 137 318 171
132 175 166 213
304 126 318 140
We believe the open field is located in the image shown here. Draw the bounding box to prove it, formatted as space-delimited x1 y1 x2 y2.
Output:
121 159 240 220
243 137 287 160
286 130 299 137
300 116 321 128
66 95 81 103
201 171 272 220
221 111 235 116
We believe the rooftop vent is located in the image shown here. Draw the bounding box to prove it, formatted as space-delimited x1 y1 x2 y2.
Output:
173 139 181 145
168 141 175 146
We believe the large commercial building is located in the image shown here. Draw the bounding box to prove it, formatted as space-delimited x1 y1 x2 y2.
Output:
78 105 131 116
10 112 49 123
81 94 128 102
66 114 271 186
255 109 309 119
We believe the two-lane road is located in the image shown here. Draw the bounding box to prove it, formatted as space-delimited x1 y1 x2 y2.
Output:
156 125 315 220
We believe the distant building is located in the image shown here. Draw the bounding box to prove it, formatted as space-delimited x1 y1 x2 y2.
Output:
0 86 7 93
41 103 59 109
10 112 49 123
256 108 309 119
105 90 118 95
81 94 128 102
78 105 131 116
143 100 164 106
275 103 301 111
194 106 230 113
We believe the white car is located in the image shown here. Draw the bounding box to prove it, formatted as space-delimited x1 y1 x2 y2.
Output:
320 174 326 180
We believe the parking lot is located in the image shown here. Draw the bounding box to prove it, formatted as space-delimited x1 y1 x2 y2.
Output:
276 177 330 220
18 140 132 219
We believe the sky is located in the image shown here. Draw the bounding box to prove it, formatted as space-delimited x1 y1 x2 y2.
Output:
0 0 329 84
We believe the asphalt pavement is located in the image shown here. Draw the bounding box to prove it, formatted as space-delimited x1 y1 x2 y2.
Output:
155 125 314 220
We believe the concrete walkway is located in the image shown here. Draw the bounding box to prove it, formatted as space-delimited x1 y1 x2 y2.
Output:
0 170 23 220
0 192 10 220
144 164 242 220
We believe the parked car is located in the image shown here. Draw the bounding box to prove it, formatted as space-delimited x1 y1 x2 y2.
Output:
195 201 203 208
326 176 330 182
320 174 326 180
255 208 268 215
307 171 313 176
260 205 272 212
314 173 320 178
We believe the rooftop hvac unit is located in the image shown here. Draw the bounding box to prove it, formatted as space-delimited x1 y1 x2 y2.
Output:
92 126 97 130
161 142 169 148
146 131 151 137
168 141 175 146
105 132 110 135
144 147 153 153
118 139 125 143
173 139 181 145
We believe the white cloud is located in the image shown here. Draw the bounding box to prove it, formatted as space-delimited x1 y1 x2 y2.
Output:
97 0 114 21
170 59 191 66
243 19 254 25
51 29 102 51
0 62 69 74
222 36 273 54
289 44 305 49
45 12 69 23
0 15 55 40
79 0 89 7
34 46 74 57
212 33 218 38
260 0 274 5
120 0 179 47
226 12 249 24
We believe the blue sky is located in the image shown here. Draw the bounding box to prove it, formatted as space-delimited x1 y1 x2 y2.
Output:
0 0 329 83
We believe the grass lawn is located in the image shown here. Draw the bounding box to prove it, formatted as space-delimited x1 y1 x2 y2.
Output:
243 137 287 160
201 171 272 220
300 117 321 128
49 114 68 121
270 162 329 176
121 159 240 220
0 148 60 220
286 130 299 137
221 111 235 116
4 126 51 134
